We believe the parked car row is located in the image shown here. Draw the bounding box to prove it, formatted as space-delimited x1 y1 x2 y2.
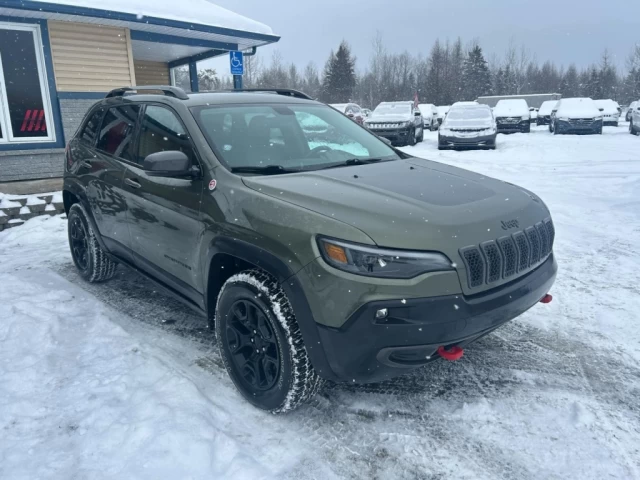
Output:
364 101 424 146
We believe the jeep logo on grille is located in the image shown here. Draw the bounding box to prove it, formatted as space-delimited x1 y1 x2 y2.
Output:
501 219 519 230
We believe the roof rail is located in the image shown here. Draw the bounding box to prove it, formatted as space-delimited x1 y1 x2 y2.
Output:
207 88 313 100
105 86 189 100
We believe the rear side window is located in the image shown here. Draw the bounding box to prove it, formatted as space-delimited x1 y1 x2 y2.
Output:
79 107 105 145
136 105 196 165
96 105 140 161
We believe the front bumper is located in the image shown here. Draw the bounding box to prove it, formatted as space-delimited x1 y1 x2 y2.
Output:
314 254 557 383
438 132 496 148
555 119 602 134
496 119 529 133
367 126 413 145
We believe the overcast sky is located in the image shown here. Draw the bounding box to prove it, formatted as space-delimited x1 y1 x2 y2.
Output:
208 0 638 76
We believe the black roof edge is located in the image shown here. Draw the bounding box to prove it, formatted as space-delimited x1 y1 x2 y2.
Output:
197 88 313 100
106 86 189 100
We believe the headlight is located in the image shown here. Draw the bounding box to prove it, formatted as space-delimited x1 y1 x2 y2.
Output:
317 237 453 279
521 115 529 121
558 117 569 122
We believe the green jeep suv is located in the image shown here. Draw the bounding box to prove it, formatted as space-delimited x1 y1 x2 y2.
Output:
63 86 557 413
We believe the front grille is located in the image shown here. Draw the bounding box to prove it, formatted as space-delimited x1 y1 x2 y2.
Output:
459 217 555 289
568 118 595 126
498 117 521 124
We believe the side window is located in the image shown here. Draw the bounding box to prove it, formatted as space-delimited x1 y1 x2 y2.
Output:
78 107 105 145
96 105 140 161
137 105 196 165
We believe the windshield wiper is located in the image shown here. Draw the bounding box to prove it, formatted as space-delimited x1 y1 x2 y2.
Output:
319 158 386 170
230 165 300 175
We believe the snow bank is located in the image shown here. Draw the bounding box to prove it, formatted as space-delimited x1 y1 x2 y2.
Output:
32 0 274 35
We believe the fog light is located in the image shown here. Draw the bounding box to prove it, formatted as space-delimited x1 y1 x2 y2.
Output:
376 308 388 319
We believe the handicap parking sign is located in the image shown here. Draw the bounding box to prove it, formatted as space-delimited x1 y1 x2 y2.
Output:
230 51 244 75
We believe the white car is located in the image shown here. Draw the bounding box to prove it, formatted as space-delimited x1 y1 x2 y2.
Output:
436 105 451 126
629 101 640 135
537 100 559 126
418 103 438 131
529 107 539 123
626 101 638 122
494 99 531 133
594 99 621 127
550 98 603 135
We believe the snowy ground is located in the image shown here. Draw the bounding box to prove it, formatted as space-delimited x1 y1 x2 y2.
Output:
1 124 639 479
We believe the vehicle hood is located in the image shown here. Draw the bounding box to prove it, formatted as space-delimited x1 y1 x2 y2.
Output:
442 118 494 130
242 159 550 255
367 113 412 122
557 105 600 118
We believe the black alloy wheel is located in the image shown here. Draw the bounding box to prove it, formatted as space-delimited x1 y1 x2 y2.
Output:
69 214 89 272
225 299 281 391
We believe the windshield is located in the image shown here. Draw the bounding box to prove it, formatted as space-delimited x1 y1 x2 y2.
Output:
191 103 399 173
373 103 411 115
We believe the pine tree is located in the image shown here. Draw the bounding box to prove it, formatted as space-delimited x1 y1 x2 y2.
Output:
462 45 492 100
494 67 506 95
559 64 580 97
321 41 356 103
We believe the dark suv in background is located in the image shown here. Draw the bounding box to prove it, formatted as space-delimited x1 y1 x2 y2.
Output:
63 86 557 413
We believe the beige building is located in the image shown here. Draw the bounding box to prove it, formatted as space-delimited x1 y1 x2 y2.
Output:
0 0 278 181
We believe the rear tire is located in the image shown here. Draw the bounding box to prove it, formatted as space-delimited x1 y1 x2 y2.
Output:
215 269 323 413
67 203 117 283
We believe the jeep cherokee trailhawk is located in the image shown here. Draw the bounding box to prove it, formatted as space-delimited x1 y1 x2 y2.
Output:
63 86 557 413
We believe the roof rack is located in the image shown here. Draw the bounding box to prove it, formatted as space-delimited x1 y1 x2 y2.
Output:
206 88 313 100
105 86 189 100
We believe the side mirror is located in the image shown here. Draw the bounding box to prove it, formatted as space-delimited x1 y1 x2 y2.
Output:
143 151 194 177
636 107 640 111
414 111 421 117
598 108 605 112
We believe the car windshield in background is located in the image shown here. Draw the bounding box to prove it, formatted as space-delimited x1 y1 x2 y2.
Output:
374 104 411 115
191 103 399 173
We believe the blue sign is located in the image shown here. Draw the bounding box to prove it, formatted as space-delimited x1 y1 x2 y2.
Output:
230 51 244 75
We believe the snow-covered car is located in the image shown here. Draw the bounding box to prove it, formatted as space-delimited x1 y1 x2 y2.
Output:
626 100 638 122
436 105 451 126
494 99 531 133
594 99 621 127
529 107 539 123
364 101 424 146
629 102 640 135
438 103 497 150
537 100 559 126
362 108 372 118
551 98 603 135
418 103 438 131
329 103 365 125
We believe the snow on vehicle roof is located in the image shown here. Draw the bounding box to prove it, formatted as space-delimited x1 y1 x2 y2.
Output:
436 106 451 114
594 99 620 114
32 0 274 35
453 101 479 107
418 103 436 110
494 99 530 116
539 100 560 116
556 98 600 118
330 104 349 112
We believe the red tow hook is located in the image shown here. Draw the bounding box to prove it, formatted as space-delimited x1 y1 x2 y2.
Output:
437 345 464 361
540 294 553 304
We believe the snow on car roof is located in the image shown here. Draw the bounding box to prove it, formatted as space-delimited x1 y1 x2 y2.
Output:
594 99 620 114
539 100 560 115
494 99 529 116
32 0 274 35
330 104 349 112
556 98 600 117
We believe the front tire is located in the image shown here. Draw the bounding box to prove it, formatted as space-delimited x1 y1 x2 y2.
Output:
408 128 416 146
67 203 117 283
215 270 323 413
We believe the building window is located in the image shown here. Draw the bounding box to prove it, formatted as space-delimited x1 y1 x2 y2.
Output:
0 22 55 145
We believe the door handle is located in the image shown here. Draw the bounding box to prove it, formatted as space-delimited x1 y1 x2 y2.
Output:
125 178 142 189
80 160 92 169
